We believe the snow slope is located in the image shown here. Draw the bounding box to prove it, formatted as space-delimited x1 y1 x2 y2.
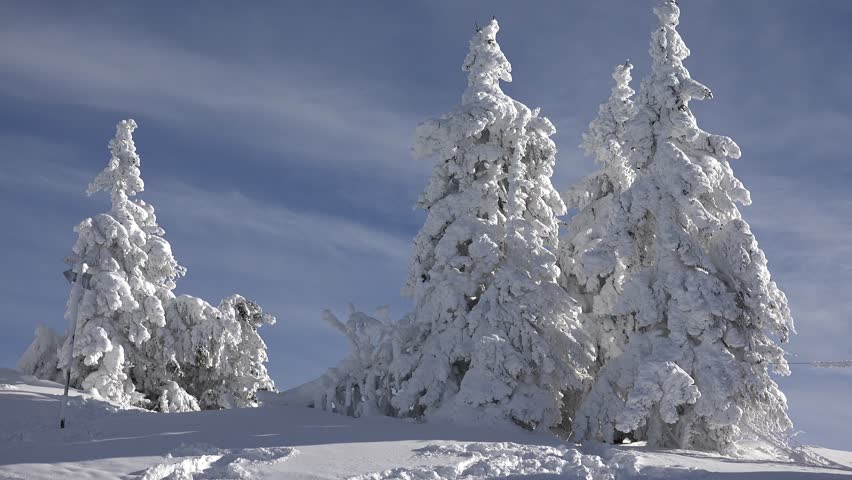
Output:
1 368 850 479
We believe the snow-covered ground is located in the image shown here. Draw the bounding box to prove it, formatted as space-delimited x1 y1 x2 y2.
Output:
1 368 850 480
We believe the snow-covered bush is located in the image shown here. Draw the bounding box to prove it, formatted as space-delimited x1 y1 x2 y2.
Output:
18 325 63 382
567 1 794 452
154 294 277 410
314 306 396 417
19 120 276 411
390 19 593 430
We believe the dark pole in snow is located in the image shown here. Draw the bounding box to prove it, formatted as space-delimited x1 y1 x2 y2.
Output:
60 265 89 429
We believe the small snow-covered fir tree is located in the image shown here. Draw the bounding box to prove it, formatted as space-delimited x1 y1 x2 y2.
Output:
569 1 794 452
559 62 637 443
393 19 593 430
20 120 276 411
560 61 636 365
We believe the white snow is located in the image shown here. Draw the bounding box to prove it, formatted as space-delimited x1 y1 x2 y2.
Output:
2 368 850 479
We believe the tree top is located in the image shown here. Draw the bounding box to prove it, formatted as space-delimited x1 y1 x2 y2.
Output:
87 119 145 206
462 18 512 99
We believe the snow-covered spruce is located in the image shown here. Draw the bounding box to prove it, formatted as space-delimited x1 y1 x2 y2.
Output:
560 61 636 373
388 19 592 430
568 1 794 452
45 119 185 407
19 120 276 411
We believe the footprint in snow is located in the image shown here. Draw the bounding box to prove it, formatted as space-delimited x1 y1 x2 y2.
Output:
140 444 298 480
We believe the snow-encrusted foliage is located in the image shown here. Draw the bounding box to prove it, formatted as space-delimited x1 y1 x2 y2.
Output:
560 62 637 370
564 62 636 212
165 295 275 409
314 306 396 417
568 1 794 452
18 325 62 382
19 120 276 411
153 294 277 410
393 19 593 430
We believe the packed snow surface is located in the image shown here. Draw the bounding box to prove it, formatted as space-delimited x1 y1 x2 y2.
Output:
1 369 851 479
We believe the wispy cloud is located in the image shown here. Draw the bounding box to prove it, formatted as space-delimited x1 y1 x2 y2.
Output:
0 134 90 196
151 179 411 265
743 176 852 360
0 18 426 177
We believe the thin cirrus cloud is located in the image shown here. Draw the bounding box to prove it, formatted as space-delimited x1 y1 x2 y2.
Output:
0 136 411 272
150 179 412 265
0 21 424 176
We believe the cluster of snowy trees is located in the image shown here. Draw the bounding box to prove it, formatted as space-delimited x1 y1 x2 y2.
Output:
19 120 276 412
17 0 795 456
316 1 795 454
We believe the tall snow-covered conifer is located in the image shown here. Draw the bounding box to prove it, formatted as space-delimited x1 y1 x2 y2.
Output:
569 1 794 452
394 19 593 430
60 119 184 406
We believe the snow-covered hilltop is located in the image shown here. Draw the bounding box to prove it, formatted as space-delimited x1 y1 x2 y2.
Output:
2 369 851 479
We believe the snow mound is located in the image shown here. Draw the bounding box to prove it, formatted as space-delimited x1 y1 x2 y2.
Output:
350 442 639 480
142 444 298 480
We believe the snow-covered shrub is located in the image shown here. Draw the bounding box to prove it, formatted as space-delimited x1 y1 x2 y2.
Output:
390 19 593 430
18 120 276 411
18 325 63 383
315 306 396 417
154 294 277 410
567 1 794 452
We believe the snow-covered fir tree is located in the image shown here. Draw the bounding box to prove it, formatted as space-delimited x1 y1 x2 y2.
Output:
569 1 794 452
57 119 184 407
560 62 636 369
20 120 276 411
390 19 593 430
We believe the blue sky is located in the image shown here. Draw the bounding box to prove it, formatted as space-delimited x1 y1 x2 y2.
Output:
1 1 851 449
